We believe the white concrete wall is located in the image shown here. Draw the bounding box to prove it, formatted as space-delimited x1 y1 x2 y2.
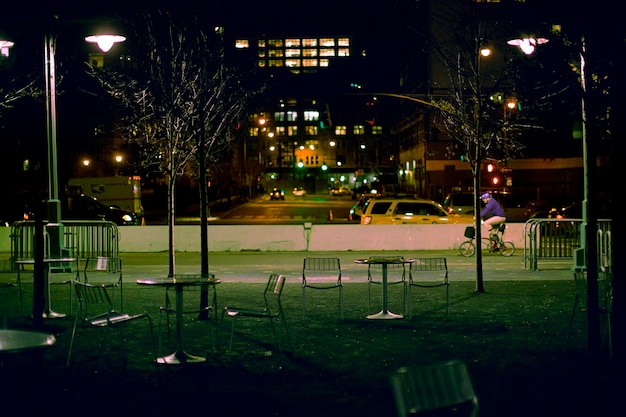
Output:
0 223 526 253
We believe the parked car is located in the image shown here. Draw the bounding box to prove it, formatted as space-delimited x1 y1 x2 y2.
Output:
292 187 306 197
361 197 474 225
65 194 140 225
350 191 381 221
269 188 285 200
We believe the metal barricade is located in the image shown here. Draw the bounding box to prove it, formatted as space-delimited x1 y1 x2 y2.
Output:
524 218 612 270
10 220 119 271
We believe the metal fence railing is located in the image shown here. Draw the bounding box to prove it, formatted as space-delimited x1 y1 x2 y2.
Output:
524 218 612 271
9 220 119 271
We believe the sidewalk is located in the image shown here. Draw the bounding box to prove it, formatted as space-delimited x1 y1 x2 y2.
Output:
118 249 575 283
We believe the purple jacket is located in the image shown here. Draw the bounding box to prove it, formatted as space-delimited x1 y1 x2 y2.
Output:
480 198 505 219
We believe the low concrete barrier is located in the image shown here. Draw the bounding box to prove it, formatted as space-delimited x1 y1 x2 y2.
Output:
1 223 526 253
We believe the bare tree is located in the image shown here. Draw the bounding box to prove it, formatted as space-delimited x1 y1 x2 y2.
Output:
89 5 259 276
424 1 527 292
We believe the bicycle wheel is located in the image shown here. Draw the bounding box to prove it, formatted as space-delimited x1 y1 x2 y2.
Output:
498 241 515 257
459 240 475 257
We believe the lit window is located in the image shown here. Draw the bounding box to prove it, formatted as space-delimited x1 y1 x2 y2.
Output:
338 38 350 46
372 126 383 135
320 38 335 47
268 39 284 47
268 59 283 67
235 39 249 49
304 111 320 121
258 50 266 58
353 125 365 135
287 111 298 122
285 38 301 47
285 59 300 67
319 59 330 67
305 126 319 136
274 112 285 122
303 59 318 67
337 48 350 57
257 60 266 68
268 49 284 57
320 49 335 57
335 125 347 135
287 126 298 136
249 127 259 137
285 49 301 57
258 39 266 48
302 38 317 47
303 49 317 57
275 126 286 136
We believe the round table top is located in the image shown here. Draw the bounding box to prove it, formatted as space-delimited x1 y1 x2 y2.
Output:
137 276 221 287
0 329 57 354
355 257 415 265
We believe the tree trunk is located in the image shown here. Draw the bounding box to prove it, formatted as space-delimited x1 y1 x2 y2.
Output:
167 174 176 278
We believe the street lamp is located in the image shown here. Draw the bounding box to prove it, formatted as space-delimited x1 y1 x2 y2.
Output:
41 25 125 257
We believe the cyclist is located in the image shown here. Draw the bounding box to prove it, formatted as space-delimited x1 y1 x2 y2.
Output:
480 192 506 238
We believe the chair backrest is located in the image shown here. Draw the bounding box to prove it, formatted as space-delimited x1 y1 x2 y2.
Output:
83 256 122 283
573 268 612 312
410 257 448 284
264 274 287 317
302 257 342 286
390 359 478 417
74 281 115 321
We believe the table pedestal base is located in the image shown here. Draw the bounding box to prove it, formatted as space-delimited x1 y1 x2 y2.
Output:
367 310 403 320
42 310 66 319
156 350 206 365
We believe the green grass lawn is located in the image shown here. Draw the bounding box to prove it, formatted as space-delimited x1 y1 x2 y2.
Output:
1 279 617 417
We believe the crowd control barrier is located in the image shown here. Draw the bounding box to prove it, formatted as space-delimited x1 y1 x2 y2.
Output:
9 220 119 271
524 218 612 271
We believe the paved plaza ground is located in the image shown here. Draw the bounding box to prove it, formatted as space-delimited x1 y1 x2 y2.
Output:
0 251 619 416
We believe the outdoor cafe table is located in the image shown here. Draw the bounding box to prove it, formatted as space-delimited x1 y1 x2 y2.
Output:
355 257 414 320
136 276 220 365
0 329 56 355
16 257 79 319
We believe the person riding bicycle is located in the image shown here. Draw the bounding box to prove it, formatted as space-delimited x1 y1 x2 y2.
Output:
480 192 506 238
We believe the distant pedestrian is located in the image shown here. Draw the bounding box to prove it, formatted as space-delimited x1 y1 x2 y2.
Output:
480 192 506 237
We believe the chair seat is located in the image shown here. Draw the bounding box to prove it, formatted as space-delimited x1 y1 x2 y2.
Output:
88 311 148 326
225 307 269 318
221 274 292 353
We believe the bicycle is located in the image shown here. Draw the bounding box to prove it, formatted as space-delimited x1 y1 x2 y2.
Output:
459 223 515 257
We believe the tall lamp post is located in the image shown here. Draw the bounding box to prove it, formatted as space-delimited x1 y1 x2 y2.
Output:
42 25 125 258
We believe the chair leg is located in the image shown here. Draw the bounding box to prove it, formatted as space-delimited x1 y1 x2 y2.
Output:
339 286 344 320
567 293 580 344
302 285 306 319
66 317 80 368
228 314 237 352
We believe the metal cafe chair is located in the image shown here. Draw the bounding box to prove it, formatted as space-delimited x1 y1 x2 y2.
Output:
367 255 407 315
390 359 479 417
302 257 343 319
567 267 613 357
83 256 123 311
221 274 292 353
158 273 219 354
407 257 449 320
66 281 154 368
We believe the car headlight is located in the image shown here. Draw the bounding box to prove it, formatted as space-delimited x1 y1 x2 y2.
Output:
121 214 134 223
